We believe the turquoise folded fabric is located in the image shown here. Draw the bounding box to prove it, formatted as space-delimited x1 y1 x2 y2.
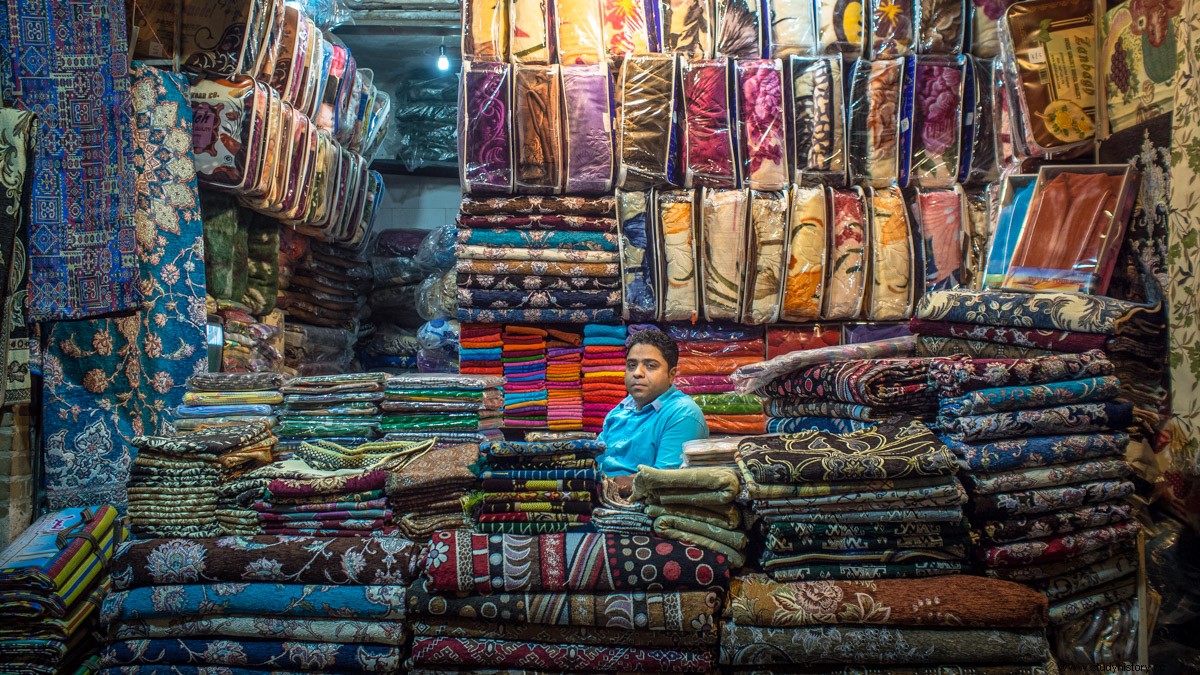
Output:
938 376 1123 417
102 584 407 622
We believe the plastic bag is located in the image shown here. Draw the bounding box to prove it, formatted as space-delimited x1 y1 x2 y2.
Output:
602 0 652 58
737 59 788 191
683 59 738 188
865 186 914 320
660 0 716 56
816 0 864 53
982 174 1035 288
960 186 991 290
556 0 606 64
418 270 457 321
822 187 868 319
514 64 564 193
618 54 681 190
868 0 914 57
780 186 828 322
914 188 964 293
511 0 553 63
716 0 762 57
907 56 966 187
666 322 764 341
915 0 965 54
657 190 700 322
461 0 508 60
742 190 789 324
562 64 615 194
618 190 660 322
362 324 420 357
700 188 750 322
417 223 459 271
791 55 847 185
459 61 514 194
961 55 999 185
768 0 817 56
849 58 904 186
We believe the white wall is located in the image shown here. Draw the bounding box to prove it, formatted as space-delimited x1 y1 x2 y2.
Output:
374 173 461 232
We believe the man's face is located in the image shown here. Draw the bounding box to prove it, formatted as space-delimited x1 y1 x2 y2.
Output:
625 343 676 408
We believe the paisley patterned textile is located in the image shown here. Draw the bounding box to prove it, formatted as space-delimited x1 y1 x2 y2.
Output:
107 617 406 644
460 195 616 216
908 319 1109 353
867 186 914 320
406 577 721 631
408 636 715 671
965 458 1132 495
781 186 827 322
823 188 867 319
458 307 619 323
729 574 1047 628
700 189 749 321
99 640 402 672
659 190 699 321
618 190 659 320
916 336 1057 358
457 259 620 277
978 522 1142 568
928 350 1115 397
732 335 916 395
939 402 1135 443
946 434 1129 474
421 530 729 594
459 273 619 291
970 480 1137 518
719 623 1049 665
0 109 34 407
42 65 208 510
759 357 936 411
619 54 679 190
737 417 957 483
101 583 408 623
457 229 618 251
1 0 140 321
743 190 788 324
458 214 618 231
938 377 1123 417
110 536 420 590
914 287 1165 336
977 503 1135 545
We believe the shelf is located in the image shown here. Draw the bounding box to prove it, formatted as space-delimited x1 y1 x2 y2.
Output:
370 159 459 178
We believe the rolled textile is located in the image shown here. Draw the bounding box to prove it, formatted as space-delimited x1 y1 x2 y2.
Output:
719 624 1049 665
459 60 513 194
659 190 700 321
758 357 936 411
700 188 749 322
741 192 790 326
618 190 659 321
738 417 956 484
822 187 867 319
928 350 1115 398
513 64 563 193
780 186 827 322
684 59 737 187
619 54 679 189
729 574 1047 627
866 186 913 321
738 59 788 190
562 64 615 193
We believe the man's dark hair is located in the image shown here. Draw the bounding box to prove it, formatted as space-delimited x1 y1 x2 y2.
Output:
627 329 679 370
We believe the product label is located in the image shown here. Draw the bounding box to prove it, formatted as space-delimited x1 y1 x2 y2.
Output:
1043 25 1095 110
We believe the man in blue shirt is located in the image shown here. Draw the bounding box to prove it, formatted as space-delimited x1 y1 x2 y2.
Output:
598 330 709 491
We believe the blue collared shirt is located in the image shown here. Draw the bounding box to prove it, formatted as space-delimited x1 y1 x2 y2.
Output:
597 386 709 475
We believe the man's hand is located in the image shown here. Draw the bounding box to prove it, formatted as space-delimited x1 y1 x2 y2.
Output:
612 474 635 498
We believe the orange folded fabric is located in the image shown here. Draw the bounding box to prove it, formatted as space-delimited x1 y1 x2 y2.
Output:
676 355 762 376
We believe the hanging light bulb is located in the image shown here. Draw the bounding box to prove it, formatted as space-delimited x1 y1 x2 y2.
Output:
437 44 450 71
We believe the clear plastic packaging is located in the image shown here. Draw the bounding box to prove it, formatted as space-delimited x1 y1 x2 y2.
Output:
417 223 460 272
192 78 261 190
618 54 681 190
742 189 789 324
961 55 999 185
816 0 864 53
131 0 262 77
781 186 829 322
418 270 457 321
1001 0 1097 156
513 64 564 194
959 185 991 290
657 189 700 321
618 190 660 321
683 59 738 188
557 0 607 64
602 0 652 58
915 0 965 54
790 55 847 185
511 0 553 63
459 0 509 58
822 187 867 320
700 188 750 322
914 187 965 292
849 57 904 186
362 324 421 357
866 186 914 320
767 0 817 56
1054 598 1139 665
983 173 1036 288
716 0 763 57
868 0 914 57
738 59 788 191
561 64 615 194
908 56 965 187
1002 165 1139 295
659 0 716 56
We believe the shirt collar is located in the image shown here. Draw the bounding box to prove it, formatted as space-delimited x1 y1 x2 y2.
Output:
621 386 677 412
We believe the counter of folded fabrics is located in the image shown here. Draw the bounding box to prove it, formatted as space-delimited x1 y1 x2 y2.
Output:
928 350 1143 661
0 506 121 675
277 372 385 444
174 372 284 432
469 439 603 534
97 535 419 673
736 417 971 582
407 530 729 672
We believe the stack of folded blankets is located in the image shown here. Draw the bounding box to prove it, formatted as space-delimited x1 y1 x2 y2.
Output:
174 372 284 432
732 336 932 434
277 373 385 445
928 351 1142 630
359 324 421 373
582 324 628 432
216 304 285 373
592 477 654 535
736 417 972 581
503 325 549 429
408 530 729 672
362 229 428 372
455 194 623 324
381 373 505 434
669 323 767 435
720 574 1053 672
387 442 478 539
0 506 119 674
459 323 504 377
284 322 360 376
98 535 416 672
682 437 742 467
384 429 504 448
470 439 604 534
128 421 276 539
546 328 585 430
279 242 373 350
632 466 747 568
236 438 439 537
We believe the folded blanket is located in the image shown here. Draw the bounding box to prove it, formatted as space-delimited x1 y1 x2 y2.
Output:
761 507 967 525
482 439 606 457
106 617 406 645
458 214 618 231
652 514 747 566
938 376 1122 417
99 640 401 671
644 503 741 529
742 471 954 499
1032 550 1138 602
928 350 1114 398
940 402 1134 442
965 458 1132 495
630 466 740 505
409 618 713 648
978 521 1142 568
1048 579 1137 625
752 480 967 513
759 357 936 411
914 288 1163 336
766 416 874 434
946 433 1128 474
978 502 1134 544
187 372 285 392
909 318 1109 352
101 584 407 622
408 635 714 672
970 480 1136 518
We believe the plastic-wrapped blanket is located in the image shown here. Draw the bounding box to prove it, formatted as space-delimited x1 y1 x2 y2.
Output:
618 190 659 321
742 190 788 324
823 188 867 319
659 190 699 321
867 186 914 320
700 189 749 322
619 54 679 190
562 64 615 193
781 186 827 321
